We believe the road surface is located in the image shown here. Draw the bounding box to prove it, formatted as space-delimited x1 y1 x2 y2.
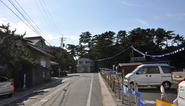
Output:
0 73 103 106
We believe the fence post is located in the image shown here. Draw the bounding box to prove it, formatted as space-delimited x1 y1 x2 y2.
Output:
122 78 124 104
111 76 113 90
110 75 112 87
114 78 116 94
106 73 108 83
128 80 132 106
108 74 110 85
134 81 139 106
118 79 121 99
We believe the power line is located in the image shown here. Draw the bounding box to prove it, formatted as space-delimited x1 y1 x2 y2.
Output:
8 0 41 35
12 0 56 45
2 0 55 46
0 0 39 36
42 0 62 35
35 0 60 37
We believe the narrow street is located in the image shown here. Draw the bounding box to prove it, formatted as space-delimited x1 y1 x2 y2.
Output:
1 73 103 106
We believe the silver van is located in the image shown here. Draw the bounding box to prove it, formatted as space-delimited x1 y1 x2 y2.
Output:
124 64 173 89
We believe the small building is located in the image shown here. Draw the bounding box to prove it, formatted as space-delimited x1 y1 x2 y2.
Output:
76 58 95 73
25 36 57 86
118 63 142 77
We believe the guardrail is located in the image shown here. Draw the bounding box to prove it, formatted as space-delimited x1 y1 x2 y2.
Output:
100 71 144 106
100 71 180 106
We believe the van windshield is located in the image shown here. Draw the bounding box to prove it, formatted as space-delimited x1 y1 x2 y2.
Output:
131 66 141 73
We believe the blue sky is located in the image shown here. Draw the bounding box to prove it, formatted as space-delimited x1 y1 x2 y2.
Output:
0 0 185 47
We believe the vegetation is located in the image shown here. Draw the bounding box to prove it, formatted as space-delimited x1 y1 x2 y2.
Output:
49 46 76 76
1 23 184 75
67 28 185 70
0 24 39 69
0 24 39 87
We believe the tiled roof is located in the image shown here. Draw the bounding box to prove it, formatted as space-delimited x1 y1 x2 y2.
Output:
28 44 54 58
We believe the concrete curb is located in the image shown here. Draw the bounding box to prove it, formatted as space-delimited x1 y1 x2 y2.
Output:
98 73 117 106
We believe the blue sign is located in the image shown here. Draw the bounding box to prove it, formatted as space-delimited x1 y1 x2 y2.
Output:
23 74 26 88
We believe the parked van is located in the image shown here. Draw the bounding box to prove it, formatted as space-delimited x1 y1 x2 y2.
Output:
101 68 116 74
124 64 173 90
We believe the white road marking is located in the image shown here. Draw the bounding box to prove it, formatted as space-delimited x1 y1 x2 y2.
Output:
86 74 93 106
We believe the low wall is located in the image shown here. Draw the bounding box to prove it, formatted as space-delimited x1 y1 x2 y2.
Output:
173 72 185 78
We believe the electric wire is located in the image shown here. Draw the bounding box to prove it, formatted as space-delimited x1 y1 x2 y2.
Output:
4 0 54 46
8 0 41 35
42 0 62 35
13 0 56 45
36 0 60 36
0 0 40 36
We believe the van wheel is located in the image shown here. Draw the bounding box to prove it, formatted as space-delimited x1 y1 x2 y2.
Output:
162 82 171 90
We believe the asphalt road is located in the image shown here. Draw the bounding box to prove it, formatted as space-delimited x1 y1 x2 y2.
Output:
0 73 103 106
140 80 178 106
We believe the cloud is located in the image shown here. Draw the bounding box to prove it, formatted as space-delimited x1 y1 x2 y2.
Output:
134 19 148 25
64 35 79 40
121 1 142 7
0 17 79 45
165 13 185 19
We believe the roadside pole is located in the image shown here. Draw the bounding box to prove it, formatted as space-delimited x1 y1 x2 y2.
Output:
128 80 132 106
118 79 120 99
122 78 124 104
134 81 139 106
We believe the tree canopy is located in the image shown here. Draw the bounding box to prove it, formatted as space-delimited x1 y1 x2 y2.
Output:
0 24 39 69
67 27 185 70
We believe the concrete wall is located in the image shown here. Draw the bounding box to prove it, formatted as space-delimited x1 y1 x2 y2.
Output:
28 66 51 87
31 66 43 86
173 72 185 78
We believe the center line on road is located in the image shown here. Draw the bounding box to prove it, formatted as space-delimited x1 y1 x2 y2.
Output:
86 74 93 106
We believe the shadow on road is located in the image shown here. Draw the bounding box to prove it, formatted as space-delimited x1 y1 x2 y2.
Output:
139 87 177 94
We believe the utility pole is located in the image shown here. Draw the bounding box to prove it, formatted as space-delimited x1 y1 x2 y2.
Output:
60 35 65 76
132 46 134 63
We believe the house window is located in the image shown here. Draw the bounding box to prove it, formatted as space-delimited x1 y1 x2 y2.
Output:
41 60 46 67
79 61 83 64
0 38 3 42
85 61 89 64
39 41 43 48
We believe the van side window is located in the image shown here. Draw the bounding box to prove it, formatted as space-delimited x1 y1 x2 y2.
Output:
148 67 160 74
161 66 171 73
137 67 147 74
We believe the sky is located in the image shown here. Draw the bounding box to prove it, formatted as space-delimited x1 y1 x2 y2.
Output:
0 0 185 47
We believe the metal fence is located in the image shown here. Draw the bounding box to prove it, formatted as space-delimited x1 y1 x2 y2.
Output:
100 71 144 106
